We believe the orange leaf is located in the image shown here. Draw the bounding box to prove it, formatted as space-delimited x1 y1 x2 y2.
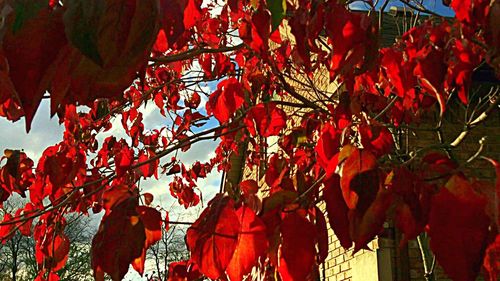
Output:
132 206 163 275
226 205 268 281
186 195 240 279
339 146 378 209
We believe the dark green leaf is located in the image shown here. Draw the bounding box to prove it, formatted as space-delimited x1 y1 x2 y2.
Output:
11 0 47 33
63 0 104 66
267 0 285 31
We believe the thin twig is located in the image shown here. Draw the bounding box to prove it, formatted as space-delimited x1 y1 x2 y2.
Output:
374 96 398 120
152 44 244 65
450 94 499 147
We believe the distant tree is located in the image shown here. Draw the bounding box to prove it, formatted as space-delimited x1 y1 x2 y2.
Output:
0 198 95 281
146 219 190 281
0 0 499 281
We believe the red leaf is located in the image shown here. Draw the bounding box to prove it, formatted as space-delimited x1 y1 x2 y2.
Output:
16 203 35 236
359 124 394 157
143 193 154 206
0 51 22 122
34 226 71 273
206 78 245 123
183 0 202 30
102 184 133 213
153 29 168 53
226 205 268 281
324 3 375 78
186 195 240 279
138 206 162 246
452 0 473 22
427 175 490 281
240 179 259 195
484 234 500 281
64 0 159 68
315 123 341 180
339 146 378 209
337 146 393 252
185 92 201 109
167 260 202 281
165 211 170 232
240 180 262 213
137 150 158 179
0 149 35 199
445 39 483 106
92 197 146 281
323 175 352 249
132 206 163 275
387 167 431 245
451 0 490 25
115 146 134 176
2 6 67 130
349 180 393 253
264 154 289 189
380 48 407 98
250 6 271 52
314 207 329 263
0 213 15 243
244 102 287 137
484 158 500 227
49 0 158 114
486 2 500 75
413 47 447 113
46 234 70 271
421 152 459 176
159 0 186 49
278 212 316 281
288 8 313 70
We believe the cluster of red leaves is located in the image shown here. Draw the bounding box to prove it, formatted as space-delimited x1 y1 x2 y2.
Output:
0 0 500 281
0 150 34 202
92 187 163 280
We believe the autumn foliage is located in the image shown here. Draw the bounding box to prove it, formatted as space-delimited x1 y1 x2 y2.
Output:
0 0 500 280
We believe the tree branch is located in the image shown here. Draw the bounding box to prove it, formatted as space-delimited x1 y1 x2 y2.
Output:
450 94 499 147
151 44 245 65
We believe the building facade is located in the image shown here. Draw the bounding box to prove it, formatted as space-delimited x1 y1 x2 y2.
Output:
222 8 500 281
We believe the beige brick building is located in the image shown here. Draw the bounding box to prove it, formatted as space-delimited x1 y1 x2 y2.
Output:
222 8 500 281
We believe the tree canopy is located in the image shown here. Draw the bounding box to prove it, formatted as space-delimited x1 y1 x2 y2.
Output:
0 0 500 280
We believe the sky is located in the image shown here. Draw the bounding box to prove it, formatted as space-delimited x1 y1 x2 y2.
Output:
0 0 457 279
0 0 227 276
0 98 222 280
350 0 454 16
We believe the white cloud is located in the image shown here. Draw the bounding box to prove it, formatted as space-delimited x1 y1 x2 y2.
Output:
0 100 64 161
0 84 222 281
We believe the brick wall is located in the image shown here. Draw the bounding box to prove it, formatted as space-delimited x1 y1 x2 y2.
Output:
315 89 500 281
229 18 500 280
403 100 500 281
319 199 384 281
